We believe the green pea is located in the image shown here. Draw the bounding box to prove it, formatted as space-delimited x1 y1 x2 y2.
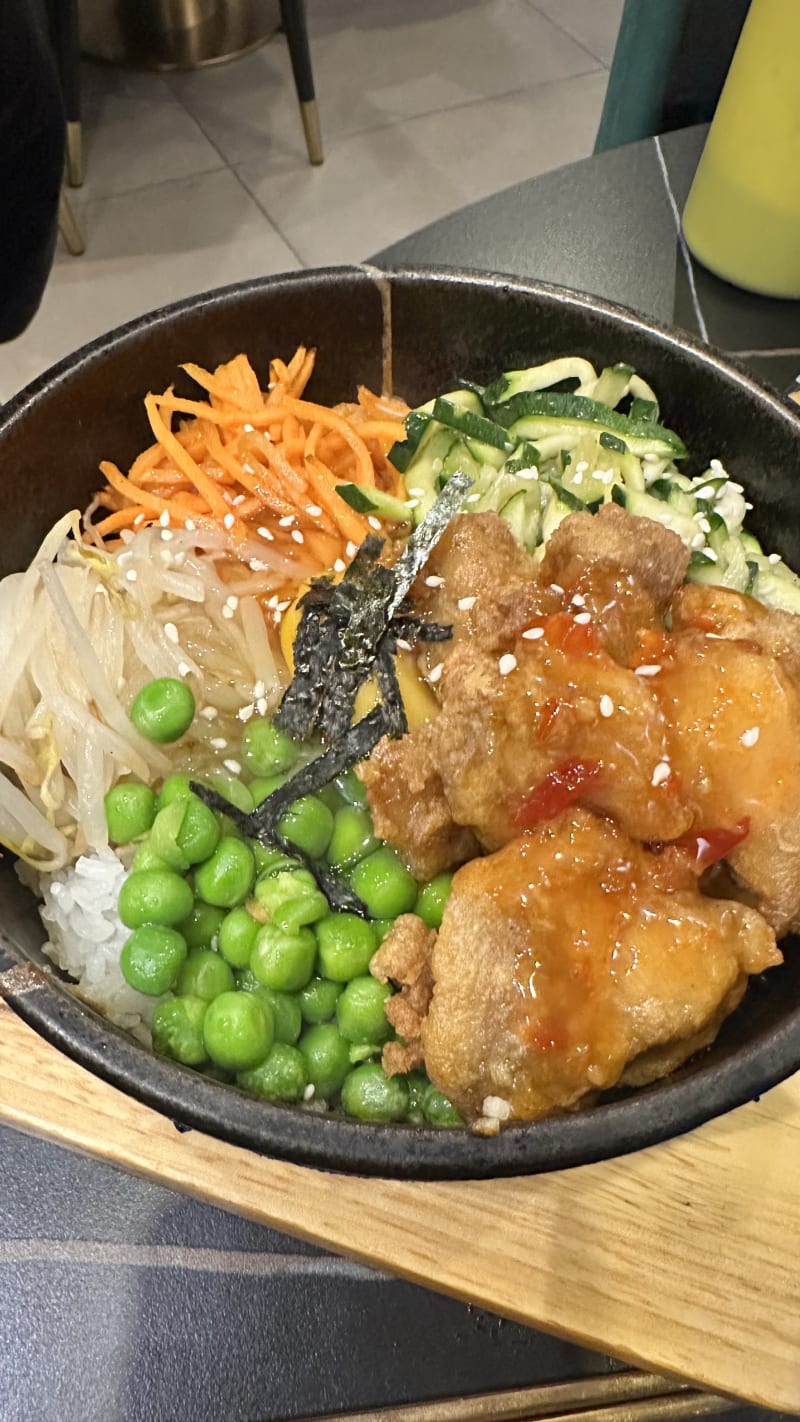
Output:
251 987 302 1045
351 847 418 919
241 719 298 777
104 782 157 845
194 837 255 908
150 795 221 872
299 976 343 1025
129 677 195 744
235 966 260 992
316 783 345 816
218 906 260 968
151 995 208 1066
251 843 299 875
415 873 454 930
250 923 316 992
120 924 188 996
341 1062 410 1123
131 841 170 873
315 913 377 982
334 768 367 805
204 772 254 814
371 918 397 946
326 805 378 870
177 901 226 951
299 1023 351 1098
336 975 392 1045
249 774 289 806
423 1085 465 1127
278 795 334 860
203 990 273 1072
237 1043 308 1101
176 948 235 1003
254 869 328 933
404 1069 430 1121
118 869 194 929
156 773 192 809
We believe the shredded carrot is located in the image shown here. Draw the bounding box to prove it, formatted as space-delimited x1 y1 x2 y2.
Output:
90 347 409 602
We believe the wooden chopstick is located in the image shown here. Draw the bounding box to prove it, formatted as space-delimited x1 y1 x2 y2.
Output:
303 1370 738 1422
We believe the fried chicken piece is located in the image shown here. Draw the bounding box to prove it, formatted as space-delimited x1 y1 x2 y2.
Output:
411 512 551 657
359 719 479 880
540 503 690 608
652 620 800 933
672 583 800 686
421 812 781 1123
432 621 691 847
370 914 436 1074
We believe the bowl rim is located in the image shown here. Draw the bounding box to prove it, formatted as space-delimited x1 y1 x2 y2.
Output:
1 261 799 1180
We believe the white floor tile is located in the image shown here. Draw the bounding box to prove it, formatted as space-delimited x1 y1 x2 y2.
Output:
74 63 225 202
531 0 625 67
237 71 608 267
168 0 601 167
0 170 299 401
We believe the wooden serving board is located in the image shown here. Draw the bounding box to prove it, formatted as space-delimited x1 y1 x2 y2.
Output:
1 998 798 1414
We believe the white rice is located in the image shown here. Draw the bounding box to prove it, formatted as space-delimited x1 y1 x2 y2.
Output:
28 851 157 1043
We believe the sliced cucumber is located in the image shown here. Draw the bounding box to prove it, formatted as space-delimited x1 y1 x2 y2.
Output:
431 397 515 455
335 484 415 523
484 357 597 406
588 363 634 408
499 489 542 552
753 562 800 614
503 400 685 460
622 488 698 546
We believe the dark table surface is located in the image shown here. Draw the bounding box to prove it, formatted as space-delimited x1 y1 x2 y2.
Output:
3 127 799 1422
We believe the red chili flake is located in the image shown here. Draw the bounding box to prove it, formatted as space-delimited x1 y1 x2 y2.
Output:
676 817 751 867
542 611 600 657
515 758 602 829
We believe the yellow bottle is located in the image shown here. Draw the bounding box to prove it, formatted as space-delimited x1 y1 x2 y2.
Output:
682 0 800 299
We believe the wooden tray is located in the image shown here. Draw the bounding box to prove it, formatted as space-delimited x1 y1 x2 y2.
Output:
1 998 798 1414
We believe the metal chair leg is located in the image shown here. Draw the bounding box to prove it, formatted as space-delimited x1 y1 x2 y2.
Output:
279 0 324 165
66 120 83 187
58 191 85 256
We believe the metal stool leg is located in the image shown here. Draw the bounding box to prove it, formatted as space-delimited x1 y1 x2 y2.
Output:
279 0 323 165
58 191 85 256
46 0 83 184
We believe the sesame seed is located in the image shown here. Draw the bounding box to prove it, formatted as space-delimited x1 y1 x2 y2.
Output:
744 501 753 511
573 612 592 625
425 575 445 588
306 504 322 517
573 470 584 485
740 726 760 748
253 681 265 698
346 541 358 558
404 499 419 510
291 529 305 544
278 515 294 528
223 759 241 776
407 488 424 497
200 706 218 721
238 704 255 722
223 513 235 530
257 526 274 541
575 461 589 473
651 761 671 787
159 510 170 528
232 494 245 507
690 532 706 549
522 626 544 641
161 529 173 542
395 638 412 652
428 663 444 684
482 1095 511 1121
226 595 239 610
249 559 269 572
458 596 477 611
599 694 614 718
178 661 191 677
266 595 279 609
256 697 268 715
466 493 481 504
367 516 382 531
710 458 725 474
184 519 196 531
303 1083 316 1102
333 558 346 573
498 653 517 676
571 593 586 607
244 423 254 433
696 516 711 534
550 584 564 595
599 469 615 485
634 664 661 677
276 600 290 613
768 553 781 564
222 606 234 619
163 622 179 644
125 569 138 583
210 737 227 750
694 485 716 499
643 452 660 464
133 513 145 527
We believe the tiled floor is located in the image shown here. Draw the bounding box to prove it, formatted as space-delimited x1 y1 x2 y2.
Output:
0 0 623 401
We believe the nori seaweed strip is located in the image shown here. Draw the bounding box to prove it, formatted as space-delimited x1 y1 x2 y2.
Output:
389 614 452 645
386 470 472 617
316 539 394 742
373 646 407 737
274 581 336 740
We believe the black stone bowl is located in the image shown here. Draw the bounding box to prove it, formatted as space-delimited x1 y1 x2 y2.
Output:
1 265 799 1179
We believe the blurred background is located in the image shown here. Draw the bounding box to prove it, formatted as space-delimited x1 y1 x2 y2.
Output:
0 0 623 401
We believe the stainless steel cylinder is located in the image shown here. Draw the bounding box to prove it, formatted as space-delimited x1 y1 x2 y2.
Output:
78 0 281 70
